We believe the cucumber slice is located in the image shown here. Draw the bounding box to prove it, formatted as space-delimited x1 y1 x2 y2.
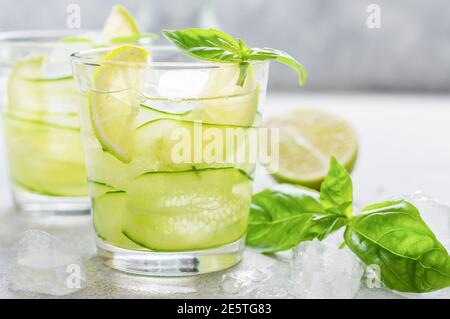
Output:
86 117 256 190
7 53 46 113
93 191 145 250
137 102 191 126
134 118 256 174
89 180 117 198
7 54 77 114
4 115 87 196
140 103 192 116
4 112 80 131
84 148 131 191
122 167 252 251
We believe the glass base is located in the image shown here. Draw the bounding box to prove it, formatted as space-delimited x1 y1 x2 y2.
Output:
12 185 90 215
97 237 245 276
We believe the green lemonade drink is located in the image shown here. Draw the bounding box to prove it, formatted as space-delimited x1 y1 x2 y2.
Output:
72 46 270 275
0 31 91 213
0 6 154 214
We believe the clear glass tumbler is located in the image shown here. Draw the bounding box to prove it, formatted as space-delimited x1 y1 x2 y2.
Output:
71 46 270 275
0 30 93 214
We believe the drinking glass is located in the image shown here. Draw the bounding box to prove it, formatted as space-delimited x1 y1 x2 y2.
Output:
72 46 270 275
0 30 92 214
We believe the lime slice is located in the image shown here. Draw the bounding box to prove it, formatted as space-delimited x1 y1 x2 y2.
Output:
188 64 260 126
89 45 149 163
100 5 140 42
265 109 358 189
7 53 46 113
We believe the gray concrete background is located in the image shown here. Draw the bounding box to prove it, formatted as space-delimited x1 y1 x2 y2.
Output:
0 0 449 92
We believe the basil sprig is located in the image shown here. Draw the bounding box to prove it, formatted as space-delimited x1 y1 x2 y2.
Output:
247 157 450 293
162 28 306 87
247 158 350 253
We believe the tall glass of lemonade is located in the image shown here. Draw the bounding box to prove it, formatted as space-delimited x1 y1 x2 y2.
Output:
72 46 270 275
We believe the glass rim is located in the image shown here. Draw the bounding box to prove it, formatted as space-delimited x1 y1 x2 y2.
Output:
71 46 269 70
0 29 98 47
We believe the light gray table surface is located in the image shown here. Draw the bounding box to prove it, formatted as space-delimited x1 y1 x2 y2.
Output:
1 93 449 299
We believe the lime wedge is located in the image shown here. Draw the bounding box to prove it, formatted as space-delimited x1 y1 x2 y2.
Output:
265 109 358 189
188 64 260 126
89 45 149 163
101 5 140 42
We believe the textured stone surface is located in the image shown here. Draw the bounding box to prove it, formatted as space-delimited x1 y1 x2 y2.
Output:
1 93 450 298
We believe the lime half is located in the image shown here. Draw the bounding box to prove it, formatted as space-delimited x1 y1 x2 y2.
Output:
265 109 358 189
89 45 149 163
101 5 140 42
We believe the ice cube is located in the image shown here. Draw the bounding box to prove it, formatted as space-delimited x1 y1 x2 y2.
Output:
221 268 270 296
290 239 364 298
219 237 364 298
401 191 450 249
8 230 86 296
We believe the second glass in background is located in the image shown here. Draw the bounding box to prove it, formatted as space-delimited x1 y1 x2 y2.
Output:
0 30 92 214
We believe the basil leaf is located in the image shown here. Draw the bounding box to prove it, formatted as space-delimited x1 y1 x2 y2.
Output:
246 184 347 253
247 47 307 86
237 61 250 87
344 200 450 292
162 28 242 63
320 156 353 218
163 28 306 87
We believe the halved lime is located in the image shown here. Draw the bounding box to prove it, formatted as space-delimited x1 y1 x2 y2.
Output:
101 5 140 42
265 109 358 189
89 45 149 163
